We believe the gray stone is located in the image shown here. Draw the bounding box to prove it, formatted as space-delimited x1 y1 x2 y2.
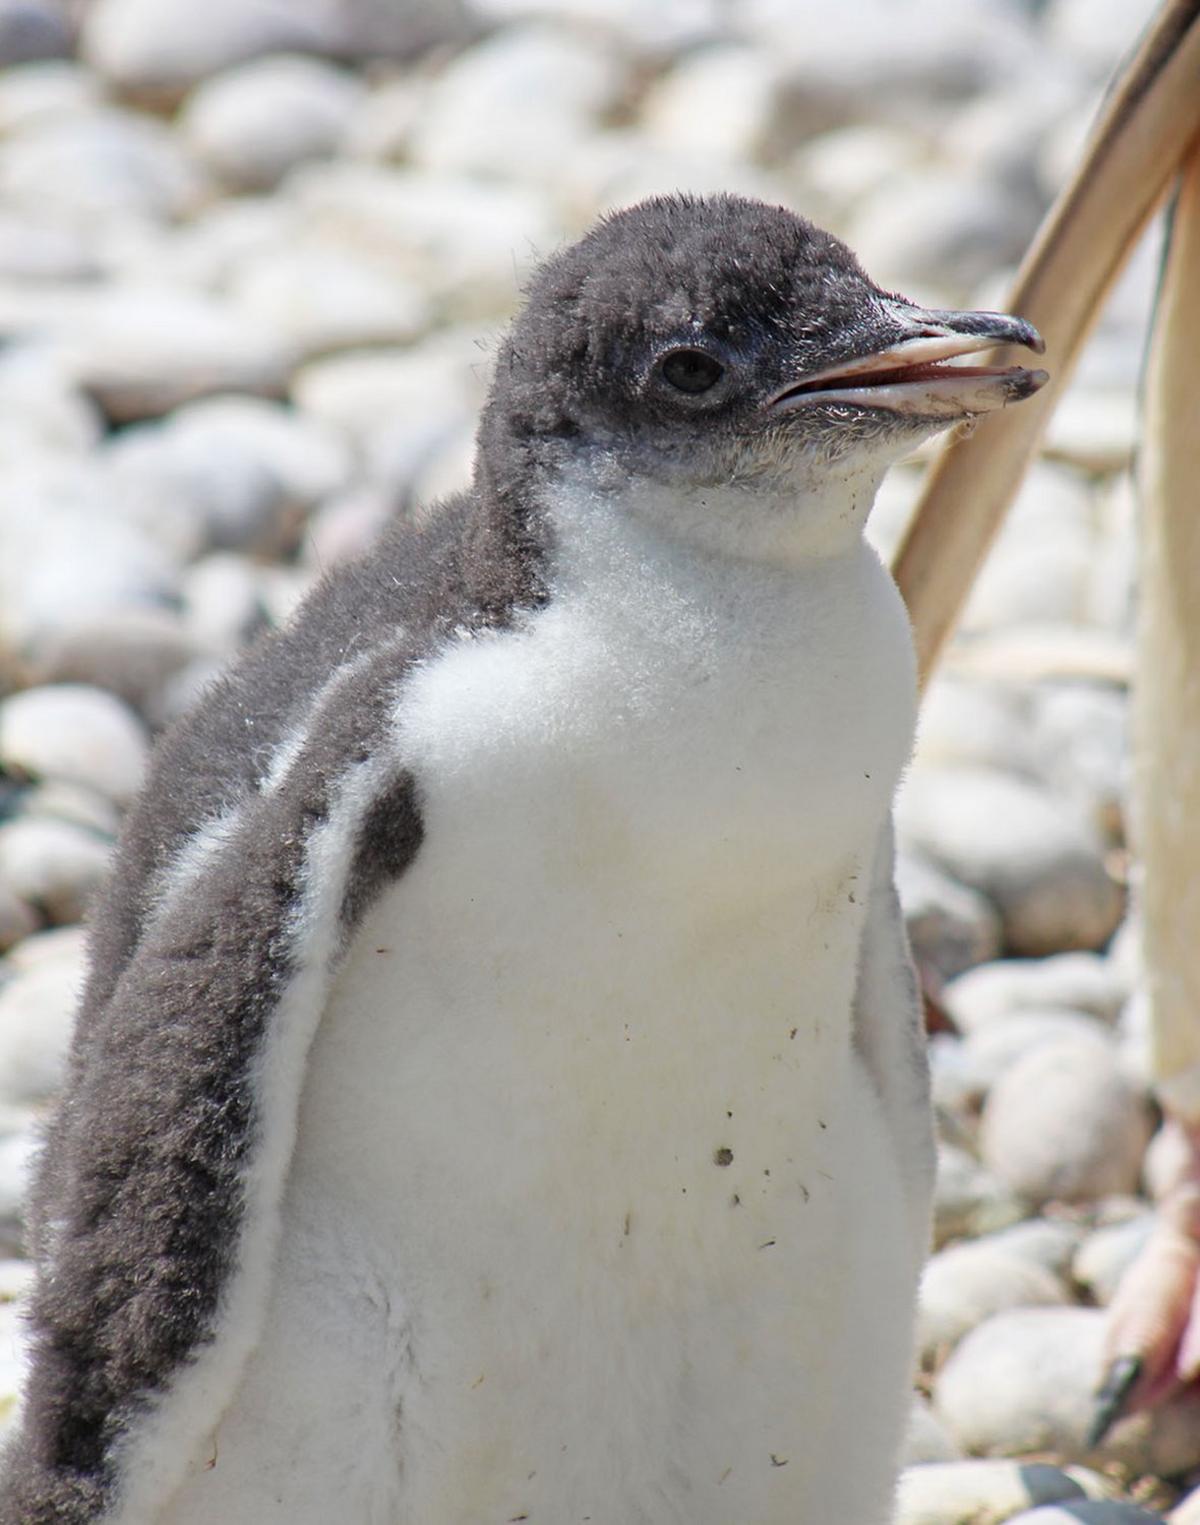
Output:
943 954 1127 1035
0 2 71 66
935 1306 1200 1476
934 1142 1027 1249
1072 1214 1155 1307
897 848 1003 985
897 769 1125 957
0 816 112 925
980 1038 1152 1205
411 23 625 183
918 1240 1069 1361
0 683 147 805
180 54 365 192
0 953 82 1104
895 1459 1114 1525
63 286 290 423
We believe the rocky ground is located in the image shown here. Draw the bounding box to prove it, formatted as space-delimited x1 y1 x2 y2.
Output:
0 0 1191 1520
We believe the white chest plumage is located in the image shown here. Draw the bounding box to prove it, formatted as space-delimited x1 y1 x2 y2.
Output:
165 492 922 1525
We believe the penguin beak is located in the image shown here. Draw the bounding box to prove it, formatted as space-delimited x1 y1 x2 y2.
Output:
768 301 1048 420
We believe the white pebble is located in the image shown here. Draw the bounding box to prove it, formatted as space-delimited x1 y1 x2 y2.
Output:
0 955 82 1105
0 683 147 805
980 1037 1152 1205
934 1306 1200 1475
180 54 365 192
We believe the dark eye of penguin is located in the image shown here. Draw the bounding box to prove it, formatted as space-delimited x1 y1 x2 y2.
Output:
659 348 725 395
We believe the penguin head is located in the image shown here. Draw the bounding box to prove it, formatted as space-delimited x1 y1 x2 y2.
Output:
479 193 1046 543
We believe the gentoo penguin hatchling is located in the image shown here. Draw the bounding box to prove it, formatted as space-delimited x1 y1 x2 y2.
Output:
2 194 1047 1525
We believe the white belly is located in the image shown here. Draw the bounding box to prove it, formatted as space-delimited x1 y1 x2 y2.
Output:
168 534 920 1524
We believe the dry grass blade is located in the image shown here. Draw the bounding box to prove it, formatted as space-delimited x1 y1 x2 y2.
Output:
892 0 1200 688
1134 141 1200 1116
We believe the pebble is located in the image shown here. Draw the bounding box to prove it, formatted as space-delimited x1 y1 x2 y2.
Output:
976 1218 1085 1282
903 1394 962 1466
1028 684 1129 842
0 346 102 458
0 684 147 805
0 816 112 926
1044 390 1139 476
934 1142 1027 1249
0 954 82 1105
0 107 207 222
3 924 87 975
180 54 365 192
913 676 1033 777
63 286 290 423
292 332 483 494
897 849 1004 987
918 1240 1069 1361
32 609 198 718
638 46 795 166
228 242 431 360
981 1038 1152 1206
0 885 38 955
21 780 122 840
285 163 560 319
1072 1214 1155 1306
1010 1508 1166 1525
0 0 71 66
934 1307 1200 1476
0 1131 36 1255
410 23 626 182
180 554 267 653
897 769 1125 958
943 954 1127 1035
895 1459 1113 1525
939 1013 1116 1112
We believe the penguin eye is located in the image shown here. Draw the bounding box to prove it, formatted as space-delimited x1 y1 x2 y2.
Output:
659 348 725 395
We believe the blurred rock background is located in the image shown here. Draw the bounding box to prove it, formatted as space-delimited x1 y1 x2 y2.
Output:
0 0 1188 1520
